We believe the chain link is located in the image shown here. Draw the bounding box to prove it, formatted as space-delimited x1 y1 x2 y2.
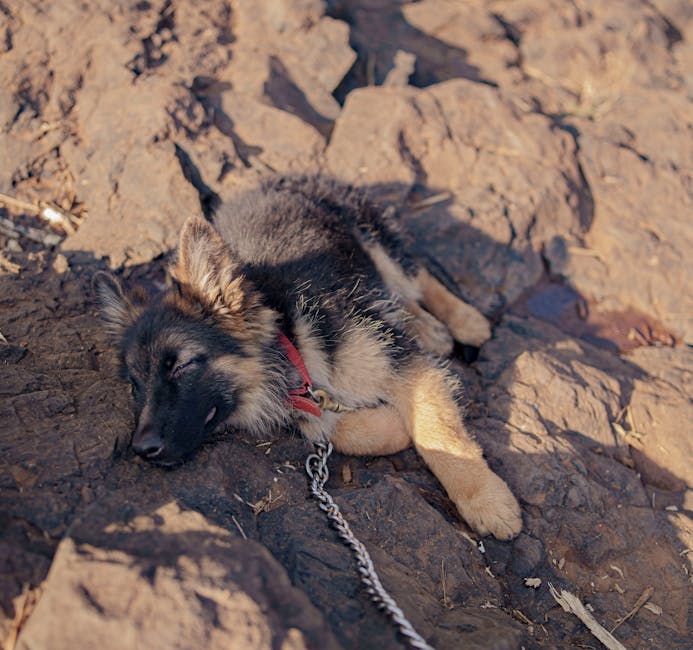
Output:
305 443 435 650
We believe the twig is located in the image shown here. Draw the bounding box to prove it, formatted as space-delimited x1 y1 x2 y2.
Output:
568 246 602 258
626 407 639 440
250 489 283 515
0 191 82 235
408 192 453 211
441 558 448 608
230 515 247 541
612 422 644 450
512 608 534 626
548 583 627 650
0 252 21 274
610 587 654 633
3 584 41 650
383 50 416 88
0 192 39 214
38 202 78 234
366 52 376 86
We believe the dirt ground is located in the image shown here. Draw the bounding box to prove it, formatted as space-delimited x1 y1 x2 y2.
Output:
1 1 692 649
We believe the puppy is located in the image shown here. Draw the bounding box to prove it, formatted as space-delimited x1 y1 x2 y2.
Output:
95 175 521 540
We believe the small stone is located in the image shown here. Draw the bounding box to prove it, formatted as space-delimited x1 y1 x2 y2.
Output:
52 253 69 274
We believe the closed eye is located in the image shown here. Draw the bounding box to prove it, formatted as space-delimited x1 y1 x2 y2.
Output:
172 360 194 379
171 357 203 379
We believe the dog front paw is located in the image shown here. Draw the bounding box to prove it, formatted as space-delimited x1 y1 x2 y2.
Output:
455 472 522 541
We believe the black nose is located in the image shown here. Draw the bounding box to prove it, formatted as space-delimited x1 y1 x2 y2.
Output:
132 429 164 459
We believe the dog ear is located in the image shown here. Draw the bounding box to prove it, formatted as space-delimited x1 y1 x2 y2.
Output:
92 272 140 336
171 217 250 317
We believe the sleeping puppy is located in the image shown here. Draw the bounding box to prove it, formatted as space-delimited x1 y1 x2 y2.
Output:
95 175 521 540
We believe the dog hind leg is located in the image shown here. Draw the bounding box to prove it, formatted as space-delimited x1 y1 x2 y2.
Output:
364 241 489 351
392 359 522 540
362 242 454 356
403 302 454 357
416 268 491 347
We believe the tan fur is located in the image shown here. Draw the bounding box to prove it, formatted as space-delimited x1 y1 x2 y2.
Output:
327 357 521 540
403 301 454 357
170 218 276 341
363 243 452 355
293 317 332 393
332 405 410 456
331 321 394 404
415 268 491 347
210 353 290 437
389 358 520 540
365 243 490 350
134 401 155 439
165 219 288 437
93 271 143 335
136 331 206 363
267 248 515 536
364 243 421 305
292 315 395 443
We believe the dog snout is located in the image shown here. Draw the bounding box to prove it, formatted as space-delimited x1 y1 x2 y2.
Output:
132 426 164 459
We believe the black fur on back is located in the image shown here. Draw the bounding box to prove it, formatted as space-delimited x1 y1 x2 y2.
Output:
213 176 419 360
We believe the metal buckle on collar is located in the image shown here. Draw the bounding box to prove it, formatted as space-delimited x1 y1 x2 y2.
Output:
279 331 351 416
307 387 350 413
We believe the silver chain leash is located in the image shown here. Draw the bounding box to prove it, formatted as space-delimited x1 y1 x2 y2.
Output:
305 443 435 650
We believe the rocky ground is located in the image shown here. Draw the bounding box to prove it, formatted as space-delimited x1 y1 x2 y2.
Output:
1 1 692 648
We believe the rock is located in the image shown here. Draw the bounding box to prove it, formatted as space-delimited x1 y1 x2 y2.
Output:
228 0 355 134
626 346 693 490
400 0 520 85
563 90 693 343
260 473 524 648
0 2 202 267
327 0 499 92
327 79 586 313
16 504 341 650
470 316 692 646
0 343 27 365
383 51 416 87
0 137 43 192
493 0 686 113
2 0 356 268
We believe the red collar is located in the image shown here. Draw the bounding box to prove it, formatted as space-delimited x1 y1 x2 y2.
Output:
277 332 322 417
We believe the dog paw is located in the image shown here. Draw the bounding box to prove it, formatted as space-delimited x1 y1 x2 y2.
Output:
455 471 522 541
410 308 454 357
446 302 491 347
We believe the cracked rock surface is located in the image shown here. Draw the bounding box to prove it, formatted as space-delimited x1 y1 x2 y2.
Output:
1 1 691 649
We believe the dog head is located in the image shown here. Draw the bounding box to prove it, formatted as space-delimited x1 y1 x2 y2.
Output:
94 217 280 465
